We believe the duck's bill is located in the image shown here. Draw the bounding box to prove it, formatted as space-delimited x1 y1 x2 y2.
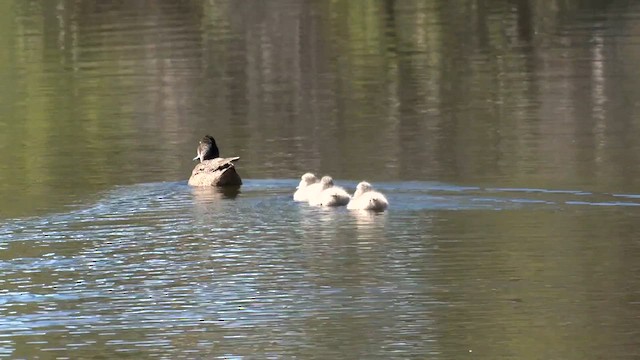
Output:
192 155 200 161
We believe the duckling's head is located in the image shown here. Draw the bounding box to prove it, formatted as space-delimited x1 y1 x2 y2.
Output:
320 176 334 189
356 181 372 192
193 135 220 162
354 181 373 198
298 173 318 188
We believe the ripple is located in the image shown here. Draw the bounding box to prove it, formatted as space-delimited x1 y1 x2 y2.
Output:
0 179 639 358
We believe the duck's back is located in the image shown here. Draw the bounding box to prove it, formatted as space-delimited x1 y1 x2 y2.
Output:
189 157 241 187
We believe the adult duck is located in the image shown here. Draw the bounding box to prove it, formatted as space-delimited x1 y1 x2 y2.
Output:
188 135 242 187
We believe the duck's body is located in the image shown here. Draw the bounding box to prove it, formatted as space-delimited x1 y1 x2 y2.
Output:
293 173 318 202
188 157 242 186
308 176 351 207
189 135 242 187
347 181 388 211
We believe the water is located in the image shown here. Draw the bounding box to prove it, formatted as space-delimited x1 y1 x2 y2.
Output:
2 0 640 358
2 181 639 358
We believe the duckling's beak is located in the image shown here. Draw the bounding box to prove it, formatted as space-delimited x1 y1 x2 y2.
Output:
193 155 200 161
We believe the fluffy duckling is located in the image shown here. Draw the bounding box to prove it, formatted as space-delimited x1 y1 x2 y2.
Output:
188 135 242 187
293 173 319 202
309 176 351 207
347 181 389 211
303 175 328 201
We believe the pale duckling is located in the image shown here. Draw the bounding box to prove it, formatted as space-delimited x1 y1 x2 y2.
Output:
303 175 329 201
188 135 242 187
293 173 319 202
347 181 389 211
309 176 351 207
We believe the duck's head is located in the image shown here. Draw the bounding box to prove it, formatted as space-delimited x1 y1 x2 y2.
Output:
193 135 220 162
298 173 318 188
320 176 334 189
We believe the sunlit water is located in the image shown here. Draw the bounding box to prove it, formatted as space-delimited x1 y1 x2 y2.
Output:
2 180 640 358
3 0 640 358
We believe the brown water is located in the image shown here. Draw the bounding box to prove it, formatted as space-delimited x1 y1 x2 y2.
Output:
2 1 640 359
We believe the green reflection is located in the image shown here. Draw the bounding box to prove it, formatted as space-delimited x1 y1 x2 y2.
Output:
1 0 639 220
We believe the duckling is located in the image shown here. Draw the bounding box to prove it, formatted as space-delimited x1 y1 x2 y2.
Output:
303 175 328 201
188 135 242 187
309 176 351 207
293 173 319 202
347 181 388 211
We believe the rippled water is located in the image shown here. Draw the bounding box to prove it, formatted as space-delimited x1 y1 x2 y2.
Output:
2 180 640 358
3 0 640 358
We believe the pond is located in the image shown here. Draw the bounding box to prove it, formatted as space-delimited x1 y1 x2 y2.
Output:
1 1 640 358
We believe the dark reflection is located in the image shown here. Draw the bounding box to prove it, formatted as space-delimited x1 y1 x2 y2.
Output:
514 0 534 43
191 185 240 201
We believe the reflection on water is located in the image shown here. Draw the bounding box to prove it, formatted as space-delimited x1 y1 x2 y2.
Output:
3 0 640 217
2 0 640 358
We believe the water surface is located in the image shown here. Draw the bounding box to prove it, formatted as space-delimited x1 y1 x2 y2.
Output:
2 0 640 358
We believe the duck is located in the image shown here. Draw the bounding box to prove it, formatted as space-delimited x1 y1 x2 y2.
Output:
188 135 242 187
308 176 351 207
347 181 388 211
293 173 318 202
